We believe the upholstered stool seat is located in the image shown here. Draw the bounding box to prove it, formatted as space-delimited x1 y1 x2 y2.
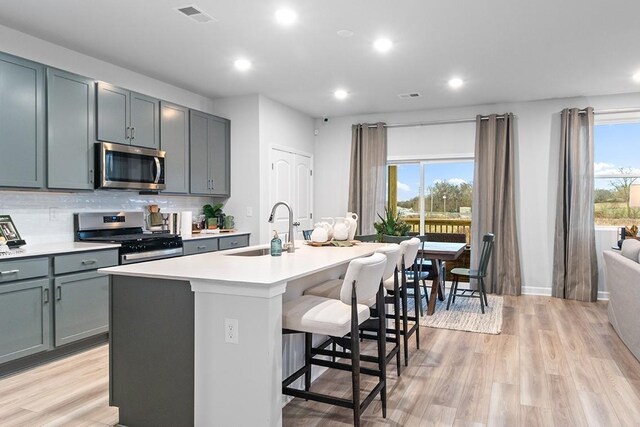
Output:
283 295 370 337
305 279 381 307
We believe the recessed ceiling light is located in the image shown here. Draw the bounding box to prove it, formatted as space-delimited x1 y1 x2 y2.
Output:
334 89 348 100
337 29 354 38
448 77 464 89
275 8 297 25
373 38 393 53
234 58 252 71
633 71 640 83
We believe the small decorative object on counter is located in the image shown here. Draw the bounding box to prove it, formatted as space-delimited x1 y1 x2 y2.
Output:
346 212 359 240
271 230 282 256
203 203 224 229
320 217 335 240
332 217 350 241
223 215 235 230
310 223 329 243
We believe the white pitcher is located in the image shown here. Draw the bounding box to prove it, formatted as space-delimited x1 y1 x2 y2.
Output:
333 217 350 241
346 212 358 241
320 217 335 240
310 222 329 243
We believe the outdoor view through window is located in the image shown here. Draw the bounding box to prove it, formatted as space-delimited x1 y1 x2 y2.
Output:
390 161 473 241
594 122 640 226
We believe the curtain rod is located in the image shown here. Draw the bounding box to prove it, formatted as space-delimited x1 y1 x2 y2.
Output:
577 107 640 115
367 114 511 129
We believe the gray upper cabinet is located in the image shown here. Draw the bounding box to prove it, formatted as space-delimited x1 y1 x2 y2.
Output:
161 102 189 193
130 92 160 149
47 68 95 190
0 278 50 364
0 52 44 188
189 110 230 196
96 82 159 149
96 82 129 145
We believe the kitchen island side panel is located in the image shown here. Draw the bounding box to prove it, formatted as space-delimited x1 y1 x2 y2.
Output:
110 276 194 427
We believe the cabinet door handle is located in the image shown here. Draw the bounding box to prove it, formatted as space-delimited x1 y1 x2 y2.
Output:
56 286 62 301
211 179 215 190
0 269 19 275
230 241 238 246
126 126 131 140
196 245 207 250
81 259 97 265
131 127 136 140
43 288 49 304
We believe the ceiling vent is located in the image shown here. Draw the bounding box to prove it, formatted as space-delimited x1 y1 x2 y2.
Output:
176 5 216 23
398 92 422 99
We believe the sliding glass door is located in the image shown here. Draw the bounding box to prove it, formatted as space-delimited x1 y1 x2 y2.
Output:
390 159 474 240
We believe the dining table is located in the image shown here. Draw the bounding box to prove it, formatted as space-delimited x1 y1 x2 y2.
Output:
419 241 468 315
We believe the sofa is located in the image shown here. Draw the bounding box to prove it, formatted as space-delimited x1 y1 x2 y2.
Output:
604 239 640 361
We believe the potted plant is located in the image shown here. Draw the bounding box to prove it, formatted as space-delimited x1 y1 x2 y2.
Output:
203 203 224 229
373 208 411 241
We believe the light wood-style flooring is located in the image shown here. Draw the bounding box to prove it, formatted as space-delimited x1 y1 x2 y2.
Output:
1 296 639 426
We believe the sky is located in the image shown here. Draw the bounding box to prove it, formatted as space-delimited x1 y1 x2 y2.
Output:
395 161 474 201
594 122 640 189
393 122 640 198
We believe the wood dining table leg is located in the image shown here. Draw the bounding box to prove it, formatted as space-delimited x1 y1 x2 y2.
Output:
427 258 440 315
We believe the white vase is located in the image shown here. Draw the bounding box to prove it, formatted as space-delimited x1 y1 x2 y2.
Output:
320 217 335 240
333 217 350 241
346 212 358 241
310 223 329 243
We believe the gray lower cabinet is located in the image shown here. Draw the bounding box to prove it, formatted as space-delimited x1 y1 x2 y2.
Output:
0 278 50 364
183 238 218 255
47 68 95 190
160 102 189 193
97 82 159 149
189 110 230 196
0 52 45 188
54 271 109 346
218 234 250 250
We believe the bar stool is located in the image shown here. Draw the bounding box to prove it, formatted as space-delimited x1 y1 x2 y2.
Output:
303 244 403 375
382 237 421 366
282 253 388 426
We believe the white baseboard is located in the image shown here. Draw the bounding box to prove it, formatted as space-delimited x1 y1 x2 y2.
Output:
597 291 610 301
521 286 552 296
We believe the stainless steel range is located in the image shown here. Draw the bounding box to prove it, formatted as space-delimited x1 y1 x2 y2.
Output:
74 211 183 264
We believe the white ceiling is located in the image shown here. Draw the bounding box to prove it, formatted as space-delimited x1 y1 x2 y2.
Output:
1 0 639 118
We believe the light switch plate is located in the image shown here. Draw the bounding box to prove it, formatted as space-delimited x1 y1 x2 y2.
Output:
246 207 253 217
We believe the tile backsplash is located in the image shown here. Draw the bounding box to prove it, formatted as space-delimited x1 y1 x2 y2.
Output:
0 190 214 245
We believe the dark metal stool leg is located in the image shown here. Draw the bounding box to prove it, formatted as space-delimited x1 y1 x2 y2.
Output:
446 275 456 310
305 333 312 392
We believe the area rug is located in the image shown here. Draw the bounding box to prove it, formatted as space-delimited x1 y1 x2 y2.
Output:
420 294 504 335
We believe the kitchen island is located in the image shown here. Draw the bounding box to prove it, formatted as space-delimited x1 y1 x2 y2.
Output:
100 241 386 427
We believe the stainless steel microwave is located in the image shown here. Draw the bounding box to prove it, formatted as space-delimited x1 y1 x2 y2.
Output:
96 142 166 191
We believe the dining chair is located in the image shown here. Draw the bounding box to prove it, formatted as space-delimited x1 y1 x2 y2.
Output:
354 234 378 242
446 233 495 314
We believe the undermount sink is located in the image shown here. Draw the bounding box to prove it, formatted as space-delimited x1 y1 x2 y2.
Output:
225 248 272 257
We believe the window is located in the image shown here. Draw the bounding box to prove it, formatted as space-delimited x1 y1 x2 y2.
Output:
389 160 474 240
594 121 640 226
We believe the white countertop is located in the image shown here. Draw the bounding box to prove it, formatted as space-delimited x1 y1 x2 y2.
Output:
180 230 250 241
100 240 387 285
0 241 121 259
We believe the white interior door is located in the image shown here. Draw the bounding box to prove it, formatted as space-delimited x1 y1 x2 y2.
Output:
294 154 313 235
270 148 313 241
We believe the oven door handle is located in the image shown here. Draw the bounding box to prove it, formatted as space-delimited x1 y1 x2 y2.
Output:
153 157 161 184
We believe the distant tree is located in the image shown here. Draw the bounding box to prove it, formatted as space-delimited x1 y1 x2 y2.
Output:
594 188 616 204
609 167 638 217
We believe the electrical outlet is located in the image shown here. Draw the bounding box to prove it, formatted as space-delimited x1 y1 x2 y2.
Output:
224 318 239 344
246 207 253 217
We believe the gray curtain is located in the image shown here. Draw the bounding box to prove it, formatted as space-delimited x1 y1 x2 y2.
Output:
552 108 598 302
348 123 387 235
472 113 522 295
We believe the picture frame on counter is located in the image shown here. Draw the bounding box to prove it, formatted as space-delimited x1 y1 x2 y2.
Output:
0 215 26 247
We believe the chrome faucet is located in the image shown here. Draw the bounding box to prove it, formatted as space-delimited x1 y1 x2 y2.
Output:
268 201 299 253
